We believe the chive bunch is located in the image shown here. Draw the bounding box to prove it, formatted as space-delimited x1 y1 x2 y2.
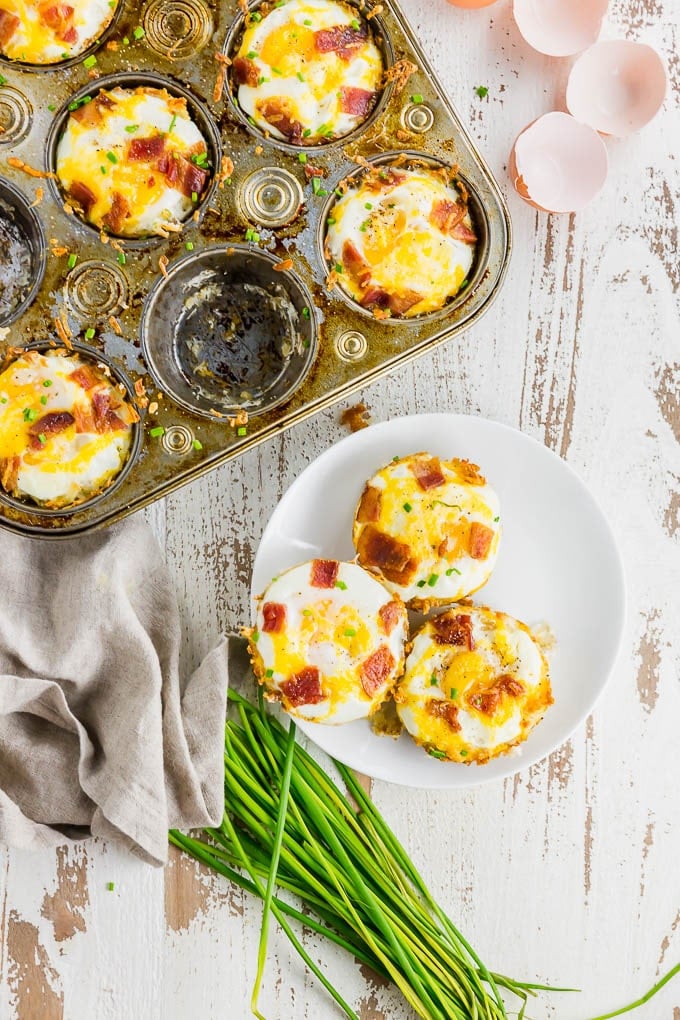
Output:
170 691 560 1019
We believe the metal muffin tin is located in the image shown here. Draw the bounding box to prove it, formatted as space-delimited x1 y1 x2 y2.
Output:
0 0 511 538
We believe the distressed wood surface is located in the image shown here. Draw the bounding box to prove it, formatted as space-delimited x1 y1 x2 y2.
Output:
2 0 680 1017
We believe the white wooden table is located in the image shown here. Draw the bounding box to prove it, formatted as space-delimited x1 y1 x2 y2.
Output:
2 0 679 1017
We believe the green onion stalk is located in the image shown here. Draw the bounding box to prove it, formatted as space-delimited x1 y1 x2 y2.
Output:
170 690 678 1020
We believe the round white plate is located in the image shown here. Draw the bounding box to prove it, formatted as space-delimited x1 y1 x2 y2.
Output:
251 413 626 788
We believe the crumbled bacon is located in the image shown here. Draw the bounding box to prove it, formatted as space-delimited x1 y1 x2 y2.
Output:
497 674 526 697
360 645 395 696
427 698 461 732
342 239 372 288
339 86 376 117
256 97 303 144
359 286 390 310
60 23 76 43
262 602 286 633
72 404 95 433
468 689 499 716
430 198 466 234
0 456 20 492
356 524 417 586
451 221 476 244
68 181 96 215
102 191 131 234
70 365 98 390
232 56 259 87
315 23 367 61
281 666 324 707
386 289 423 316
28 411 74 439
39 2 74 37
158 152 208 199
452 458 485 485
356 483 381 523
128 135 166 161
0 9 19 47
469 522 494 560
92 390 125 432
310 559 339 588
431 612 474 649
411 456 445 491
378 600 402 636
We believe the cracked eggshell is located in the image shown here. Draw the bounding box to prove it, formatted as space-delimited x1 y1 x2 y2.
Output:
566 40 667 136
513 0 608 57
509 112 608 213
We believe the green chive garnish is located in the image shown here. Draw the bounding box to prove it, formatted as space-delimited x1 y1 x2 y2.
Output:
43 379 52 387
149 426 165 437
403 502 412 513
298 153 307 163
475 85 489 98
429 674 438 686
416 580 426 588
451 688 458 699
334 580 347 590
107 882 115 891
428 747 446 759
125 124 139 133
301 307 310 319
117 252 126 265
427 573 439 587
23 408 37 422
106 151 117 163
40 395 47 405
411 93 424 104
192 439 202 450
445 567 462 576
83 55 97 69
38 433 47 444
133 25 145 39
185 241 194 250
67 253 77 269
344 628 356 638
84 327 95 340
237 426 247 436
168 114 177 133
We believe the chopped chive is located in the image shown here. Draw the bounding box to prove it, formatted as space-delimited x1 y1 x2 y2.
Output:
0 75 6 86
48 103 56 111
237 426 247 436
297 72 305 82
303 128 312 137
359 220 368 232
334 580 347 590
106 150 117 163
22 407 37 422
451 688 458 699
247 50 257 59
411 93 424 105
272 67 283 75
312 177 322 194
460 749 469 757
350 18 360 29
185 241 194 251
429 674 438 686
258 76 270 85
191 191 198 202
0 397 7 403
168 114 177 133
67 253 77 269
428 748 446 759
327 217 336 226
106 881 115 891
40 395 47 405
344 628 356 638
252 630 260 642
250 11 262 21
392 454 399 461
298 153 307 163
84 327 95 339
416 580 426 588
265 669 274 678
125 123 139 133
117 252 126 265
38 433 47 444
445 567 461 576
83 54 97 68
100 166 107 174
493 515 500 522
122 35 130 45
149 426 165 437
302 609 312 616
192 438 202 450
427 573 439 587
43 379 52 387
133 25 145 39
334 263 343 274
303 18 312 24
403 502 412 513
301 306 310 319
364 202 372 210
475 85 489 98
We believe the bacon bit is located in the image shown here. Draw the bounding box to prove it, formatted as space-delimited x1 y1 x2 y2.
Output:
29 188 44 208
71 365 98 390
356 525 417 585
366 4 384 18
148 401 158 415
452 458 485 485
431 612 474 649
108 315 122 335
54 316 71 346
373 307 391 321
262 602 287 634
28 410 74 441
315 23 368 60
427 698 461 732
0 456 21 493
469 522 494 560
106 39 119 50
451 220 477 244
217 155 235 188
227 409 248 428
128 134 166 161
411 455 445 491
158 254 169 278
360 645 395 697
92 390 125 432
384 58 418 93
72 403 95 433
310 559 339 589
232 56 259 87
304 164 325 180
0 10 20 48
396 129 413 142
343 239 371 288
430 198 466 234
273 258 293 272
281 666 324 707
7 157 53 179
356 483 381 522
340 402 371 433
339 86 376 117
134 378 146 398
497 675 526 698
51 245 68 257
468 689 500 716
379 600 402 636
102 191 131 234
256 97 303 144
213 51 231 103
237 0 248 12
209 407 224 418
68 180 97 214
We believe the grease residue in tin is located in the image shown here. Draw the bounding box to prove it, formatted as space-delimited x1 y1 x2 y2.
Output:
0 199 35 324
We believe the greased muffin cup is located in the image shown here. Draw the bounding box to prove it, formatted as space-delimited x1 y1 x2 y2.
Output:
0 0 510 538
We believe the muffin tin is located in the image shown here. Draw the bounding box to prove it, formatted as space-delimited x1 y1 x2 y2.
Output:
0 0 511 537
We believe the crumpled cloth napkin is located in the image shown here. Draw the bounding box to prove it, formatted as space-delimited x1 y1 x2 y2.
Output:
0 515 227 865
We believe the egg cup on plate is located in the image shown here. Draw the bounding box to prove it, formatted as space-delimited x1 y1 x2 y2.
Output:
56 85 211 239
325 163 476 318
247 559 408 723
231 0 384 146
353 452 501 608
0 349 139 510
395 605 554 765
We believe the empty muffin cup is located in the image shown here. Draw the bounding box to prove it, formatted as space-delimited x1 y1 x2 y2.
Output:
46 72 221 244
224 0 394 151
140 246 317 420
0 178 46 327
0 343 141 516
321 153 489 323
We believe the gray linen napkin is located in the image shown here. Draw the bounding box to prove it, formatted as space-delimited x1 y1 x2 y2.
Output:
0 515 227 865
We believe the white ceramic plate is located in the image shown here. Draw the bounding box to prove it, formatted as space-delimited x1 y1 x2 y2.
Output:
252 414 626 788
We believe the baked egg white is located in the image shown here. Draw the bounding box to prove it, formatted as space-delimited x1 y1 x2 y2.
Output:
248 559 408 723
233 0 383 144
56 86 210 238
396 605 553 765
353 452 501 607
0 0 117 64
326 166 476 317
0 349 138 508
